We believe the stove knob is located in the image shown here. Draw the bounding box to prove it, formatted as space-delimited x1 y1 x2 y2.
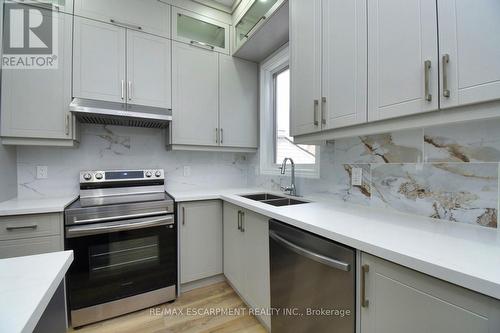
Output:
145 171 152 178
155 170 162 177
95 173 103 180
83 173 92 181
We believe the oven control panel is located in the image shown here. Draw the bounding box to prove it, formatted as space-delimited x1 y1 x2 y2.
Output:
80 169 164 183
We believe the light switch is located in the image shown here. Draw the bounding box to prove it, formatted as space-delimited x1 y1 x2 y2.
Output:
183 166 191 177
351 167 362 186
36 166 48 179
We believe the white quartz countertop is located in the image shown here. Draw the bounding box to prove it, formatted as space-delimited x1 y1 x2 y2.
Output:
0 251 74 333
0 196 77 216
170 188 500 300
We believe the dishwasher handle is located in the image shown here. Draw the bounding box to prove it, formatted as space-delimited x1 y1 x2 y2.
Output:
269 231 351 272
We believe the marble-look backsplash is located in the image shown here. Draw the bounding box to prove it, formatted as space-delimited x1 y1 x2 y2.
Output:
16 125 250 198
249 118 500 229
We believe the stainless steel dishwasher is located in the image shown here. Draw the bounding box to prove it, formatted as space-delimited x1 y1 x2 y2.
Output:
269 219 355 333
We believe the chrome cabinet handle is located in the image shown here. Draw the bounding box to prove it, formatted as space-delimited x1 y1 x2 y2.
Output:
237 211 242 231
128 81 132 101
6 224 38 231
240 211 245 232
442 54 450 98
361 264 370 308
269 231 351 271
190 40 215 51
121 80 125 100
424 60 432 102
110 19 142 31
313 100 319 126
321 97 327 125
66 215 174 238
220 128 223 145
215 128 219 144
182 206 186 225
65 114 70 136
244 16 266 38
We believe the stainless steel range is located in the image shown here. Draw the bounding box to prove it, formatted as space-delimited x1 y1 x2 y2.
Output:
65 169 176 328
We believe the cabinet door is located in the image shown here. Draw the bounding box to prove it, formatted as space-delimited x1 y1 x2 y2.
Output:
127 31 172 108
290 0 322 136
242 210 271 328
74 0 170 38
1 10 73 140
73 17 126 103
322 0 367 129
219 55 258 148
179 201 222 284
368 0 438 121
438 0 500 109
360 253 500 333
172 41 219 146
223 203 245 293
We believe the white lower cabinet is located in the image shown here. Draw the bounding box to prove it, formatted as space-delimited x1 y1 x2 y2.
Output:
179 201 223 284
360 253 500 333
223 202 270 329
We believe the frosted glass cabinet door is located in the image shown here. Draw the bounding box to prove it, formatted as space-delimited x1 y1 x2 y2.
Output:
172 41 219 146
290 0 322 136
367 0 439 121
126 31 172 108
1 10 73 140
73 17 126 103
438 0 500 109
219 55 258 148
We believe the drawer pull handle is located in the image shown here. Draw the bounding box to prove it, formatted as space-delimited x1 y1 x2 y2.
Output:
442 54 450 98
361 264 370 308
6 224 38 231
110 19 142 31
424 60 432 102
313 99 319 126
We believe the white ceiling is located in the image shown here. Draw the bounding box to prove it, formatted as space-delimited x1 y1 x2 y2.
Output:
211 0 236 7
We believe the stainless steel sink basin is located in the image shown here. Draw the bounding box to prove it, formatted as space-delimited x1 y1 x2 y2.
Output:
239 193 309 206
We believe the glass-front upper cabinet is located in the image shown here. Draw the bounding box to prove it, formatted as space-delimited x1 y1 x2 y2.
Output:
172 7 230 55
234 0 281 52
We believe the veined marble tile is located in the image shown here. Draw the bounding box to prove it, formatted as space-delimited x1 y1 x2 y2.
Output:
371 163 498 228
334 129 423 164
424 119 500 162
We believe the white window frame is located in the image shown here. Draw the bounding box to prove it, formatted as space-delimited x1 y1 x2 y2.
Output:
259 44 320 178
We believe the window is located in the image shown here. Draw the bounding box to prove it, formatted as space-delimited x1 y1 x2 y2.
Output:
259 45 319 178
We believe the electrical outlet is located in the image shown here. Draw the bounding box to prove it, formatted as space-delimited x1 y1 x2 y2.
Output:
36 166 48 179
183 166 191 177
351 167 363 186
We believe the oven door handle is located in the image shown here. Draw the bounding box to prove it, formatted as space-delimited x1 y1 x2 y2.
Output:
73 210 170 224
66 215 174 238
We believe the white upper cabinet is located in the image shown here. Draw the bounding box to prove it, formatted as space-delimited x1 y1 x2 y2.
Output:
290 0 322 136
322 0 367 129
368 0 439 121
172 41 219 146
73 17 126 103
219 55 258 148
1 10 74 144
9 0 74 14
74 0 170 38
172 7 230 55
438 0 500 109
126 31 172 109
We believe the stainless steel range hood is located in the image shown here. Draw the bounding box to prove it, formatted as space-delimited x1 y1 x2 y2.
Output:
70 98 172 128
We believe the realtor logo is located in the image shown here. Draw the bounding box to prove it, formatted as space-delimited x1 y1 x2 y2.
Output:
2 1 59 69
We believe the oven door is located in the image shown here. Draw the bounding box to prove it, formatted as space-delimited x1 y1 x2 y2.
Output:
65 215 176 311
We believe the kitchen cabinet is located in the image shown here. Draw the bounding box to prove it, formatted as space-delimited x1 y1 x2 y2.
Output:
74 0 170 38
437 0 500 109
170 42 258 151
290 0 367 136
179 201 222 284
0 213 63 259
219 55 258 148
10 0 74 14
126 31 172 108
1 9 77 147
73 16 171 108
223 203 270 329
172 7 229 55
368 0 438 121
360 253 500 333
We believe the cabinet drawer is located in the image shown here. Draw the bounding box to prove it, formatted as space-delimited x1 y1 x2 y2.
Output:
0 214 62 241
0 236 62 259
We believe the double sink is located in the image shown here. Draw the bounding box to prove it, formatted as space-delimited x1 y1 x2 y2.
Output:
239 193 309 207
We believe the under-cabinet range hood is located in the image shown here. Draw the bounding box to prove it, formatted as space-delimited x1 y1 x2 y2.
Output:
69 98 172 128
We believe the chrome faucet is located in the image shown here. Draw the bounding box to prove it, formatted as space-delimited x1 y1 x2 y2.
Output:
280 157 297 196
